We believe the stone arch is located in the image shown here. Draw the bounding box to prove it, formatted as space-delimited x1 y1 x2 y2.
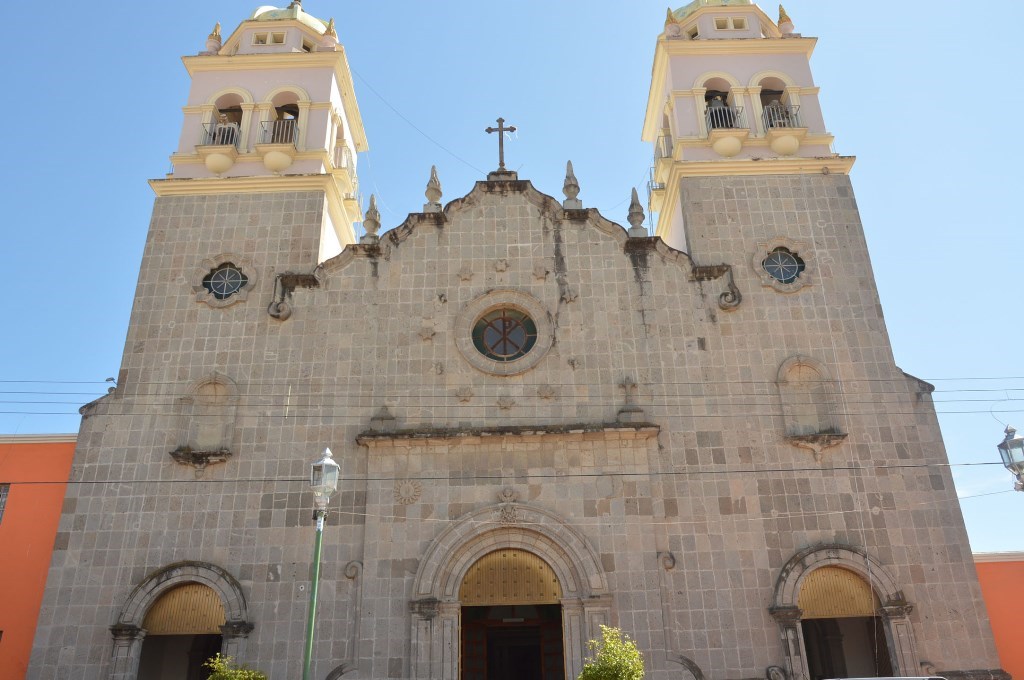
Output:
409 502 611 680
204 87 255 107
261 84 311 104
748 70 798 89
412 503 607 601
109 561 253 680
769 544 919 679
771 543 904 609
693 70 743 90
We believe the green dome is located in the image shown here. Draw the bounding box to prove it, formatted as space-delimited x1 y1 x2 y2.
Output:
673 0 753 21
249 3 328 33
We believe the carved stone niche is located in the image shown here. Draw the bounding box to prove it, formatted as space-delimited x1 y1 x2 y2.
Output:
170 374 237 476
777 356 847 461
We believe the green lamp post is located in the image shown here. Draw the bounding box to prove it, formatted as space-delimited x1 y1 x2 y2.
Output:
302 447 340 680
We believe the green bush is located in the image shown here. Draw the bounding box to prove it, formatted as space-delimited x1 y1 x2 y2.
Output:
578 625 645 680
203 653 268 680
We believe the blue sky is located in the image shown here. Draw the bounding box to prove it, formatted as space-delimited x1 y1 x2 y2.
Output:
2 1 1022 552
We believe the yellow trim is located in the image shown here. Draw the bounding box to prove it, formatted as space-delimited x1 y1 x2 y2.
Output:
653 155 855 240
182 49 368 152
150 173 357 245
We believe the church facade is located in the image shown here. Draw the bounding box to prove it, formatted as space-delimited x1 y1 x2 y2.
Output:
28 2 1008 680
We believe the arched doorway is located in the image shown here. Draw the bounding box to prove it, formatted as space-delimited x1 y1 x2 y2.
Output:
459 549 565 680
770 545 920 680
137 583 225 680
798 566 892 680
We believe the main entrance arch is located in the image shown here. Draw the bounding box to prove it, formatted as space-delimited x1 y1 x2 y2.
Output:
409 498 612 680
460 549 565 680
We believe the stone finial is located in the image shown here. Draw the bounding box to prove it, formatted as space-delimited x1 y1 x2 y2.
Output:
778 5 795 35
361 194 381 244
321 18 339 48
627 188 647 237
562 161 583 209
664 7 683 38
424 165 443 213
205 22 223 54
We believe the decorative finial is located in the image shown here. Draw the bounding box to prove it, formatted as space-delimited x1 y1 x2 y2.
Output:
325 18 337 39
204 22 223 54
361 194 381 244
665 7 675 26
627 188 647 237
778 5 795 35
424 166 443 213
563 161 582 209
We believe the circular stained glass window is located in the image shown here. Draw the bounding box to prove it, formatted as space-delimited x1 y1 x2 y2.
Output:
762 247 805 285
472 308 538 362
202 263 249 300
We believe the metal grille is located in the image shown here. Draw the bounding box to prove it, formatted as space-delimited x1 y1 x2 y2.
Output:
142 583 226 635
201 122 240 147
459 549 562 605
762 103 802 129
705 104 744 131
798 566 880 619
260 119 298 145
0 484 8 523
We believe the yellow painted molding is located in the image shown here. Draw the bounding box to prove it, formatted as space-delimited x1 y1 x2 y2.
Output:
182 48 368 152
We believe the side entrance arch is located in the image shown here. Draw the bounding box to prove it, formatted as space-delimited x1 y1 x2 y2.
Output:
409 498 612 680
770 545 919 680
108 561 253 680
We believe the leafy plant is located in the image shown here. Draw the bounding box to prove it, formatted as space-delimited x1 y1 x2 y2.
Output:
578 625 645 680
203 653 268 680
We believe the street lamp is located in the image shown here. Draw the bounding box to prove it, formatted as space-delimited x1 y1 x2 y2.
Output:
302 447 340 680
997 426 1024 492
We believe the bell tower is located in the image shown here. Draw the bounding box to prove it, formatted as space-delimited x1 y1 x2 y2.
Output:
642 0 850 251
164 0 367 261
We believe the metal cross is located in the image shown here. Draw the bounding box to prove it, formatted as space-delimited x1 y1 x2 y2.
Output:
485 117 517 170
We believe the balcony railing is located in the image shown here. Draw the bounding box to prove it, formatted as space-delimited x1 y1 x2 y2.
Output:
762 103 802 129
201 122 240 148
705 104 745 132
260 119 298 146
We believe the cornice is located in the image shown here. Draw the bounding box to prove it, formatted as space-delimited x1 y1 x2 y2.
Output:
0 434 77 444
974 552 1024 563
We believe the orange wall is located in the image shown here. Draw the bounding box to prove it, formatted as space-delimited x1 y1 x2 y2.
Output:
975 556 1024 680
0 438 76 680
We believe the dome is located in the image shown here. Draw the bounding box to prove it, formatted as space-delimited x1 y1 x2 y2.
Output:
248 2 328 33
673 0 753 21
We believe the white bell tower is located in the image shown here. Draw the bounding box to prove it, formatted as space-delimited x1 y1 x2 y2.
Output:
162 1 368 260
